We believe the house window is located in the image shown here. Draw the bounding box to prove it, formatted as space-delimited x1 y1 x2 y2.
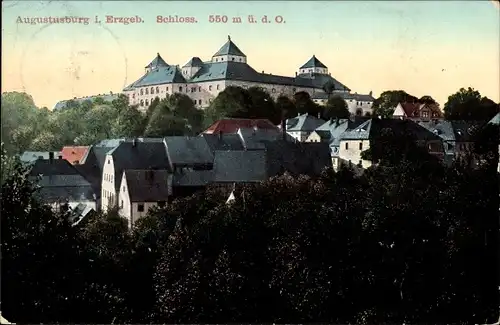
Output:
217 84 220 90
140 89 143 95
120 200 123 209
140 99 144 106
179 86 183 92
156 86 159 94
359 142 363 150
122 186 125 192
209 85 212 91
132 93 135 99
107 159 110 164
158 201 166 207
198 99 202 105
215 58 218 62
145 88 149 95
422 111 429 118
232 57 235 61
137 204 144 212
345 143 349 150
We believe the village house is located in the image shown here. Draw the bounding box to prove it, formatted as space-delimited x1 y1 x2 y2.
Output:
28 153 97 212
392 102 444 121
286 113 325 142
311 92 375 116
118 169 172 228
60 146 90 165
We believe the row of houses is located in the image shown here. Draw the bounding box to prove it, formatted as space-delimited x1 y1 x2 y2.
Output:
21 111 500 228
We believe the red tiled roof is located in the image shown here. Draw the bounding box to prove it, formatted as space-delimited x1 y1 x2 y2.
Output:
61 146 89 165
400 102 422 117
204 118 278 134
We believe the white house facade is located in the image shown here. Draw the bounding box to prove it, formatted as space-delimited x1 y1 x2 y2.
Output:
101 154 117 212
122 35 373 112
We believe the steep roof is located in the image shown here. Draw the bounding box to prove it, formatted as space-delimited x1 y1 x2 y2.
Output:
145 53 169 69
204 118 277 134
108 141 171 191
61 146 89 165
123 169 171 202
237 127 295 150
172 170 214 187
286 113 325 132
183 57 204 68
419 120 456 142
200 133 245 151
163 136 214 166
213 36 246 57
488 112 500 125
132 65 187 87
214 150 267 183
300 55 327 69
29 158 81 176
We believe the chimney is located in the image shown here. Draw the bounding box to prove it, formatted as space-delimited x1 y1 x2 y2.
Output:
49 152 54 163
218 130 223 140
369 91 373 96
335 117 340 126
295 72 297 77
281 119 287 141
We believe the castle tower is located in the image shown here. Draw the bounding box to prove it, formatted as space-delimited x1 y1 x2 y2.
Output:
211 35 247 63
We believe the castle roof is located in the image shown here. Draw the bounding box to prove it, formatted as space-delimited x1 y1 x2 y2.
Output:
300 55 327 69
145 53 169 69
183 57 204 68
213 35 246 57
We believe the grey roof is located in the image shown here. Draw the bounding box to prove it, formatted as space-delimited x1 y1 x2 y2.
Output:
213 36 246 57
29 158 81 176
20 151 62 163
312 130 332 141
488 112 500 125
109 141 171 191
340 119 373 140
183 57 204 68
130 65 186 88
286 113 326 132
312 92 375 102
123 169 170 202
53 94 118 111
69 203 96 226
200 133 245 151
419 120 455 142
172 170 214 186
164 136 214 166
214 150 267 183
237 127 295 150
31 184 96 202
300 55 327 69
145 53 169 69
36 175 92 187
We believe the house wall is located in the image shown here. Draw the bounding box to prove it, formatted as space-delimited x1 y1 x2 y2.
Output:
312 97 374 116
306 132 322 142
287 130 309 142
101 154 117 212
338 139 372 169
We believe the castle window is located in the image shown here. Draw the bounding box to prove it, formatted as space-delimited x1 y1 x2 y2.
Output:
166 87 169 92
192 87 196 92
359 142 363 150
150 87 154 94
140 99 144 106
198 87 201 92
145 99 149 106
345 143 349 150
179 86 183 92
145 88 149 95
156 86 159 94
217 85 220 90
140 89 143 95
209 85 212 91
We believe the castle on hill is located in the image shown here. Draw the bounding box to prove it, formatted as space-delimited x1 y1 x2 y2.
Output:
122 36 375 116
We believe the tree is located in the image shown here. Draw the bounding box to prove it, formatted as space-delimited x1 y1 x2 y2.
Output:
293 91 320 116
322 80 337 96
77 105 118 145
30 131 61 151
209 86 253 119
111 105 147 138
111 94 130 112
247 86 280 125
419 95 437 105
323 95 350 119
167 93 205 133
276 95 298 120
372 90 419 118
144 102 191 137
444 87 499 121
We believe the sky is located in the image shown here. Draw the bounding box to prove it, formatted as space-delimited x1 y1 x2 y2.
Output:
2 0 499 109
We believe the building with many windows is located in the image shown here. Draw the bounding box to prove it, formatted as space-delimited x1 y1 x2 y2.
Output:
122 35 374 115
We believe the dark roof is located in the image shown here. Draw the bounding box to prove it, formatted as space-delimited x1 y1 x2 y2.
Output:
214 151 267 183
200 133 245 151
450 120 484 142
183 57 204 67
204 118 278 134
145 53 169 69
123 169 170 202
370 119 444 142
109 141 171 191
312 92 375 102
132 65 186 87
296 73 351 92
172 170 214 186
238 127 295 150
300 55 327 69
29 158 82 176
213 36 246 57
31 184 96 203
164 136 214 166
